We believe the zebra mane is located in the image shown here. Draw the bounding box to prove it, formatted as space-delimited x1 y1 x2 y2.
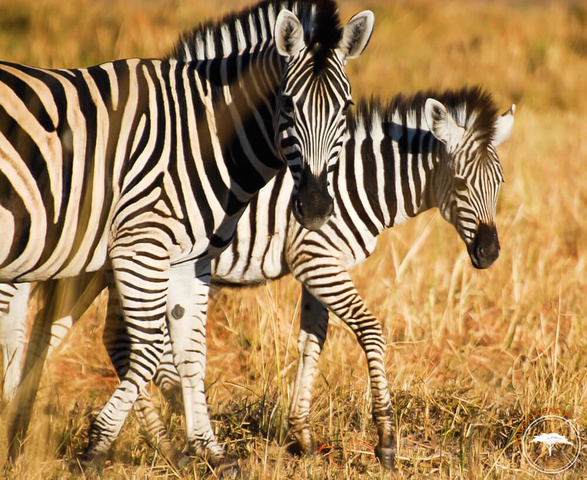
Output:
352 86 500 147
167 0 342 68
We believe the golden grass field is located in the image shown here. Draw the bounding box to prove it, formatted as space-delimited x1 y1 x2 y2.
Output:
1 0 587 478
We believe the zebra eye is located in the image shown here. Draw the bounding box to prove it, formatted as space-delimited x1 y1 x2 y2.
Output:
281 95 294 114
454 176 468 191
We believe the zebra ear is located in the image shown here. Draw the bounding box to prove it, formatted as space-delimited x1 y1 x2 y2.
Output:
492 104 515 146
424 98 464 151
337 10 375 60
274 9 306 57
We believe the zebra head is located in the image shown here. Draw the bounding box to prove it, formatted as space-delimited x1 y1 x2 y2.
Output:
424 92 515 269
273 7 374 231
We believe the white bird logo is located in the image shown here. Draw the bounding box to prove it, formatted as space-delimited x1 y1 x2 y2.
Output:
531 433 574 456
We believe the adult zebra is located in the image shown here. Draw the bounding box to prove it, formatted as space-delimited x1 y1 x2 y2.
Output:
0 0 375 467
1 86 514 468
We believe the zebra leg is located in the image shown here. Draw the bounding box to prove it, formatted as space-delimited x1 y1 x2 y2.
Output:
102 278 187 467
81 246 169 466
165 264 226 465
0 283 31 404
6 274 107 460
21 273 107 373
287 286 328 456
133 388 189 467
2 273 107 460
43 272 108 355
152 329 182 406
6 280 77 460
301 271 395 468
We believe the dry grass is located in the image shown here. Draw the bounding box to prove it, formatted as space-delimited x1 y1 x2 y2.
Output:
1 0 587 478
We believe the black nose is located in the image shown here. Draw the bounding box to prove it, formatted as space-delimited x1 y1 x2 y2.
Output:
468 223 500 269
291 169 334 231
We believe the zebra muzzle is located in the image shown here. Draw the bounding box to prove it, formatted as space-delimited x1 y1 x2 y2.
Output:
292 169 334 231
468 223 500 269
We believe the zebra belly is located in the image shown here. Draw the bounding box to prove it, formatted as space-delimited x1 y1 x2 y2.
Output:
0 226 110 282
0 179 115 282
211 230 289 285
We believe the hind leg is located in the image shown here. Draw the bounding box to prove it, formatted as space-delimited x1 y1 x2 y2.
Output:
0 283 31 404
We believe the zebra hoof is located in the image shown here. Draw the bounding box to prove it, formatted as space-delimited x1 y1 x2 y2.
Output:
374 445 395 469
214 455 241 479
76 450 107 474
174 452 191 470
159 444 190 469
285 429 315 457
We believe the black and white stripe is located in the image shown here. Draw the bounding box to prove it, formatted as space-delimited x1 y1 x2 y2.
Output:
214 86 515 464
1 86 514 468
0 0 374 466
100 86 515 466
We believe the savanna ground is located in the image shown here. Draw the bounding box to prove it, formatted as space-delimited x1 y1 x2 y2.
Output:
1 0 587 478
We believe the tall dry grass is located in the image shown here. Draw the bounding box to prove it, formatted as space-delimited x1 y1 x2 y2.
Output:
1 0 586 478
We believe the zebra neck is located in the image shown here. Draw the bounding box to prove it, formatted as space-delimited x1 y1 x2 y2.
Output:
339 115 443 236
182 47 284 193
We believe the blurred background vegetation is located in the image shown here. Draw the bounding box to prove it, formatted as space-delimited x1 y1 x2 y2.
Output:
1 0 586 478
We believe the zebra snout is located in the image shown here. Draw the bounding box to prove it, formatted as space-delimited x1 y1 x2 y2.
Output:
292 194 334 231
292 169 334 231
469 223 500 269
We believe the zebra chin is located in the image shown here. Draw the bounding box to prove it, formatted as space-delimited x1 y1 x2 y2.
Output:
291 169 334 231
467 223 500 269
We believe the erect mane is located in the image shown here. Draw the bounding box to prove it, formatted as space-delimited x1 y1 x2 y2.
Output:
167 0 342 66
351 86 500 147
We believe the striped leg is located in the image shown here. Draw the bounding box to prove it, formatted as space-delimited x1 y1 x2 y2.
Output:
7 279 89 459
301 270 395 468
133 388 188 466
5 274 107 460
0 283 31 404
27 273 107 371
288 286 329 455
152 335 182 400
102 279 186 466
165 264 224 464
81 243 169 465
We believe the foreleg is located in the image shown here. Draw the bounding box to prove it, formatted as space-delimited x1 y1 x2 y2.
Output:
166 263 224 464
287 286 329 455
301 269 395 468
102 277 186 466
81 243 169 466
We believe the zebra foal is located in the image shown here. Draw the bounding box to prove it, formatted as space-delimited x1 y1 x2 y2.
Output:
0 0 374 467
189 86 515 464
2 86 514 468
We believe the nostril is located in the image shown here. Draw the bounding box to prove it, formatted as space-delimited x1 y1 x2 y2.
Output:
476 242 499 263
